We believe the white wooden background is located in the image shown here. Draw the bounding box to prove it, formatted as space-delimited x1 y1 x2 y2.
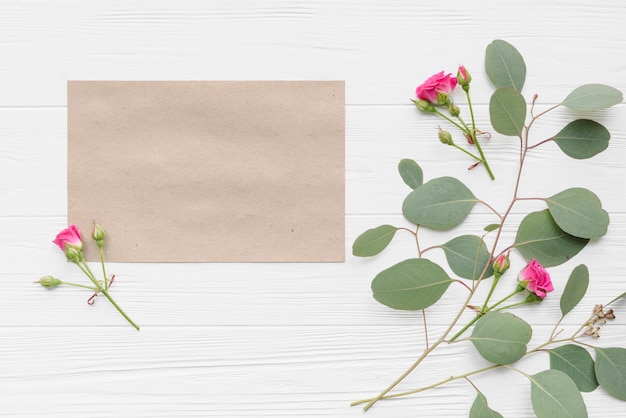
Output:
1 1 625 417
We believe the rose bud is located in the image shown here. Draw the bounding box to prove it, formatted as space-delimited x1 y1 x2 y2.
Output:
36 275 62 288
92 222 106 247
438 128 454 145
492 253 511 276
449 104 460 117
457 65 471 87
413 99 436 113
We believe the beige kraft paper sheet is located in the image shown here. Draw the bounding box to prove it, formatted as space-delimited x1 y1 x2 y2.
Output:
67 81 345 262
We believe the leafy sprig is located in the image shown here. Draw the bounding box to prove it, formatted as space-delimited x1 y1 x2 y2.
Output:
351 39 624 416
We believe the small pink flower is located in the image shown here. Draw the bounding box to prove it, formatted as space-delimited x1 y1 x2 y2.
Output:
518 259 553 299
415 71 458 103
53 224 83 251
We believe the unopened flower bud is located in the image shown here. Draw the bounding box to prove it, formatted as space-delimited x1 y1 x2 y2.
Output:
436 91 450 105
64 243 81 262
438 128 453 145
493 253 511 276
457 65 471 87
449 104 460 117
92 222 106 247
413 99 436 113
36 275 62 288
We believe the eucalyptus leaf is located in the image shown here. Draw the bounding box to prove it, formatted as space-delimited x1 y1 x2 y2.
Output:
489 87 527 136
441 235 494 280
469 312 531 364
402 177 477 230
352 225 398 257
514 209 588 266
398 159 423 190
484 223 501 232
545 188 609 239
560 264 589 317
550 344 598 392
594 347 626 400
469 391 504 418
561 84 623 111
371 258 454 310
553 119 610 159
529 369 588 418
485 39 526 91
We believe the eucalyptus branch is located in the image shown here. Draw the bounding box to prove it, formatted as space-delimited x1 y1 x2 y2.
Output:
352 364 500 406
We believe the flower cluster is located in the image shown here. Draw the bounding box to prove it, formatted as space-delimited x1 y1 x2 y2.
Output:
36 223 139 330
413 65 494 179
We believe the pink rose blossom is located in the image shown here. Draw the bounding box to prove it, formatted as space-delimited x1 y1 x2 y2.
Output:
53 224 83 251
518 259 553 299
415 71 458 103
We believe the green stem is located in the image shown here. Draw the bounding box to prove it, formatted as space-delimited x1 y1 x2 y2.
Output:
449 285 523 342
433 108 467 132
465 88 495 180
486 287 524 311
99 288 140 331
59 281 99 291
98 246 108 290
451 143 482 161
493 299 533 311
481 274 501 312
448 312 482 342
75 255 140 331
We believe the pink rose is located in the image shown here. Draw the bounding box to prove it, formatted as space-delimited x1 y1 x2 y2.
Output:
53 224 83 251
518 259 553 299
415 71 458 103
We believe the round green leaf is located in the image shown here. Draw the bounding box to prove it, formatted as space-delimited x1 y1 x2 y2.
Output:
550 344 598 392
489 87 527 137
514 209 589 267
469 312 531 364
545 188 609 239
594 347 626 400
470 391 504 418
441 235 494 280
371 258 453 310
402 177 477 230
561 84 623 111
485 39 526 91
352 225 398 257
560 264 589 317
530 369 588 418
398 159 423 190
553 119 610 159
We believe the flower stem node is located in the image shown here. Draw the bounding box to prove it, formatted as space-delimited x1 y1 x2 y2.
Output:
36 275 62 288
438 128 454 145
